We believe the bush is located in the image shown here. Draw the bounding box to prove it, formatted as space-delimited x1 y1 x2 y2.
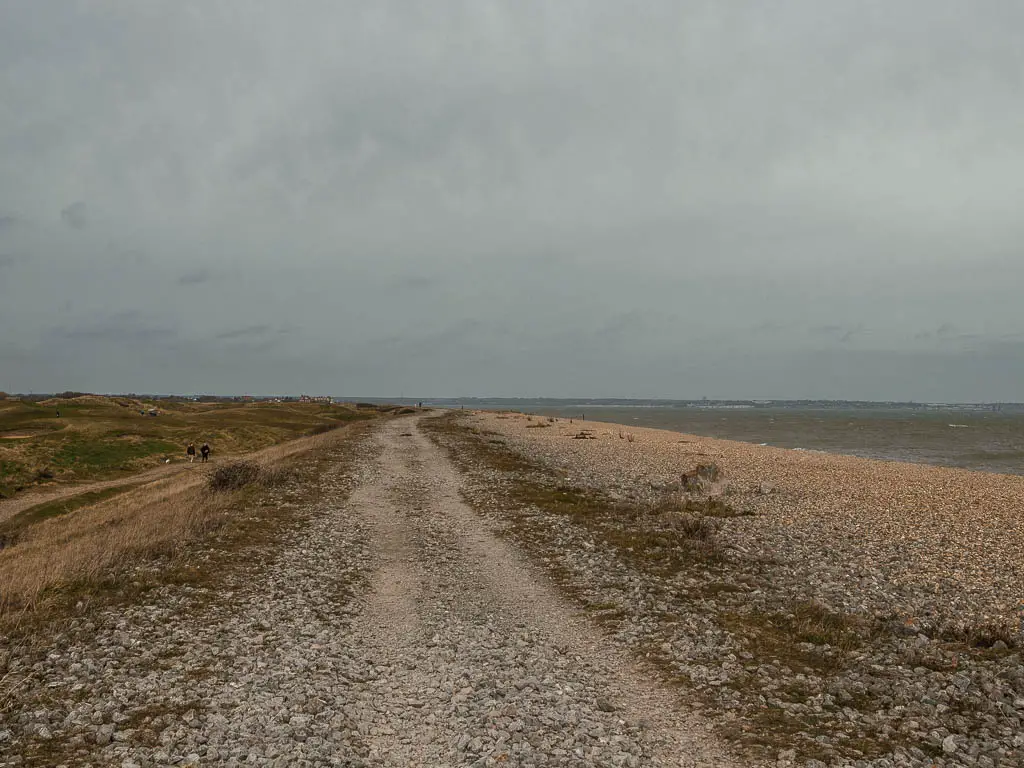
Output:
308 422 341 436
209 461 261 492
681 462 722 491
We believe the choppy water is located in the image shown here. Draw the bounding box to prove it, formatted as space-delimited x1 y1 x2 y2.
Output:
523 406 1024 476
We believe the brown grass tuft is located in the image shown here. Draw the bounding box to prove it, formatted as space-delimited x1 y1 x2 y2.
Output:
208 461 260 492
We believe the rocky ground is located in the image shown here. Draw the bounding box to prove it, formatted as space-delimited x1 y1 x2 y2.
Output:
0 415 744 767
425 412 1024 768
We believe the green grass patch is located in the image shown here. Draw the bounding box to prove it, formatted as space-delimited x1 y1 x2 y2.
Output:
51 437 178 472
0 459 20 477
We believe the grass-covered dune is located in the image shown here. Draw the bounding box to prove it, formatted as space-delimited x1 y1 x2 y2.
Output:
0 395 372 499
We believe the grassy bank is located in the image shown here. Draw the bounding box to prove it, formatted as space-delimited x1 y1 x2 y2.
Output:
0 417 379 633
0 396 375 500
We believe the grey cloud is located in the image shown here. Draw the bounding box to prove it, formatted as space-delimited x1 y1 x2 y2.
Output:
389 274 437 290
178 269 212 286
914 324 985 346
2 2 1023 399
60 202 88 229
214 325 296 343
47 312 176 345
808 325 867 343
215 325 274 340
839 326 866 344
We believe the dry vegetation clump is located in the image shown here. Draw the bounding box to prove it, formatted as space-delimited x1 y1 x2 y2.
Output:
779 600 865 651
681 462 721 492
208 461 261 492
256 466 300 489
936 618 1019 650
308 422 343 436
657 492 752 519
209 460 304 493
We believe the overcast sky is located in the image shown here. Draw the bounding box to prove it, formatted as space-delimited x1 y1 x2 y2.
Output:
1 2 1023 400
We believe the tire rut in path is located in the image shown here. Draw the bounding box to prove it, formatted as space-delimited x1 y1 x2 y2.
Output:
343 415 746 767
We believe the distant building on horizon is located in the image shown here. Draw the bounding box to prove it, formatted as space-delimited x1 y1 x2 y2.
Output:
299 394 333 404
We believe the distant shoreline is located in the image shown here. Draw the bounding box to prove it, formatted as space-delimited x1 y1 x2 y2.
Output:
480 404 1024 477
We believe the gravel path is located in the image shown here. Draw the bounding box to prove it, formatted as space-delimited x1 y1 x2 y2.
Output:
0 415 744 767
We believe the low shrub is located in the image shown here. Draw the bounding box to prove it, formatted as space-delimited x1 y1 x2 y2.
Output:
209 461 260 492
308 422 341 436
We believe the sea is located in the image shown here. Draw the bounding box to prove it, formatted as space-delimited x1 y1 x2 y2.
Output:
519 405 1024 476
401 399 1024 477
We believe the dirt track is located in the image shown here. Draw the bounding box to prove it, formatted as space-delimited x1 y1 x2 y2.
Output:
1 414 746 767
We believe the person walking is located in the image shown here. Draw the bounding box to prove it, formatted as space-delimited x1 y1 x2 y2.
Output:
200 442 211 462
186 443 196 463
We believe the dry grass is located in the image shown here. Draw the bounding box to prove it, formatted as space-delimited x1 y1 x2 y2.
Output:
0 425 366 627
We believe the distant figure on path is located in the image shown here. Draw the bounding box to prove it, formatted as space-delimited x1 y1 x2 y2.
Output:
55 409 60 418
200 442 211 462
186 443 196 463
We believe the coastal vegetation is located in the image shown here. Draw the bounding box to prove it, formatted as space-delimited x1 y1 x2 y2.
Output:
0 398 384 633
0 395 371 500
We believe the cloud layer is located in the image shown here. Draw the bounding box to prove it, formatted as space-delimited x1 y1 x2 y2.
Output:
1 2 1023 399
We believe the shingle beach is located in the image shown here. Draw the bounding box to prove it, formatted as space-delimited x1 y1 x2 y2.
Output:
473 411 1024 626
433 410 1024 766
